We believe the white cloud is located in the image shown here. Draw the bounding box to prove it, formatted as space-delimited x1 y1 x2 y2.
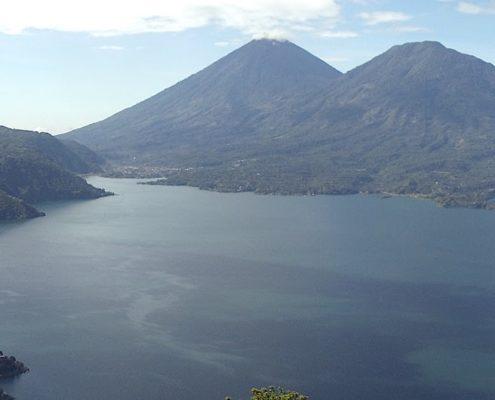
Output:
457 1 484 13
0 0 341 39
393 25 429 33
214 41 230 47
457 1 495 14
359 11 412 25
97 45 125 51
291 25 316 32
320 30 359 38
347 0 380 4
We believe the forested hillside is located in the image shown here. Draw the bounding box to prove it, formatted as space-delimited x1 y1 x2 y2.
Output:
0 126 111 221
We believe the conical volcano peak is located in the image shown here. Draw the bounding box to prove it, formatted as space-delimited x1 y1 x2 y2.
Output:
223 38 342 81
247 38 292 49
237 37 318 57
251 37 290 43
64 35 341 161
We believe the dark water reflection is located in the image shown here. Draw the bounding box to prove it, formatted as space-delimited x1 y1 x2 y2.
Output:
0 178 494 400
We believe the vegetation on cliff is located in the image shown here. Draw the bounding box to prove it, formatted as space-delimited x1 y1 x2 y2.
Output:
0 352 29 379
0 190 45 220
0 351 29 400
0 389 14 400
226 387 308 400
0 126 112 221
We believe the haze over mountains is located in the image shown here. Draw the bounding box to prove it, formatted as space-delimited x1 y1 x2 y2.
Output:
64 39 495 208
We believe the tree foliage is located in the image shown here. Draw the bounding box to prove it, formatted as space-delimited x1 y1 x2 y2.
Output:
226 386 308 400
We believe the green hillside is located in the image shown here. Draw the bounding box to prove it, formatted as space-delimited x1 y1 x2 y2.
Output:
0 126 111 221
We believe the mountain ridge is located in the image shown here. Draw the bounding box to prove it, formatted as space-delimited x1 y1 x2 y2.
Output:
63 39 495 208
0 126 112 221
64 39 342 164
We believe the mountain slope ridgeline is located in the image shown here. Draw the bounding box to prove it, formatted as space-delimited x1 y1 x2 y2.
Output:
0 126 111 221
64 39 495 208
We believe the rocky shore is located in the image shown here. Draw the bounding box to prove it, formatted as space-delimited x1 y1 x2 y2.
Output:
0 389 14 400
0 352 29 380
0 351 29 400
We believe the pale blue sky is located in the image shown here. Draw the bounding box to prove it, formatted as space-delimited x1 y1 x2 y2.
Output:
0 0 494 134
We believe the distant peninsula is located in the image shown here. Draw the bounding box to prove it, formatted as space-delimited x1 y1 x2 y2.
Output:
133 168 492 209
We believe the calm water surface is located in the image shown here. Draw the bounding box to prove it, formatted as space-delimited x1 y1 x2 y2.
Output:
1 177 494 400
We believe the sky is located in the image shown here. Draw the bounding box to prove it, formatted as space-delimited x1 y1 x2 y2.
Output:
0 0 494 134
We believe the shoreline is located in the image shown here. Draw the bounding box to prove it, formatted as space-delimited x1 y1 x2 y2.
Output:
93 174 495 211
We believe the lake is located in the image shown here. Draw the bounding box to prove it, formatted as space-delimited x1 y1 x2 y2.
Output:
1 177 494 400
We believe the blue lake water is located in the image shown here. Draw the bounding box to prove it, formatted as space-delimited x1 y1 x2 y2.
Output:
1 177 494 400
